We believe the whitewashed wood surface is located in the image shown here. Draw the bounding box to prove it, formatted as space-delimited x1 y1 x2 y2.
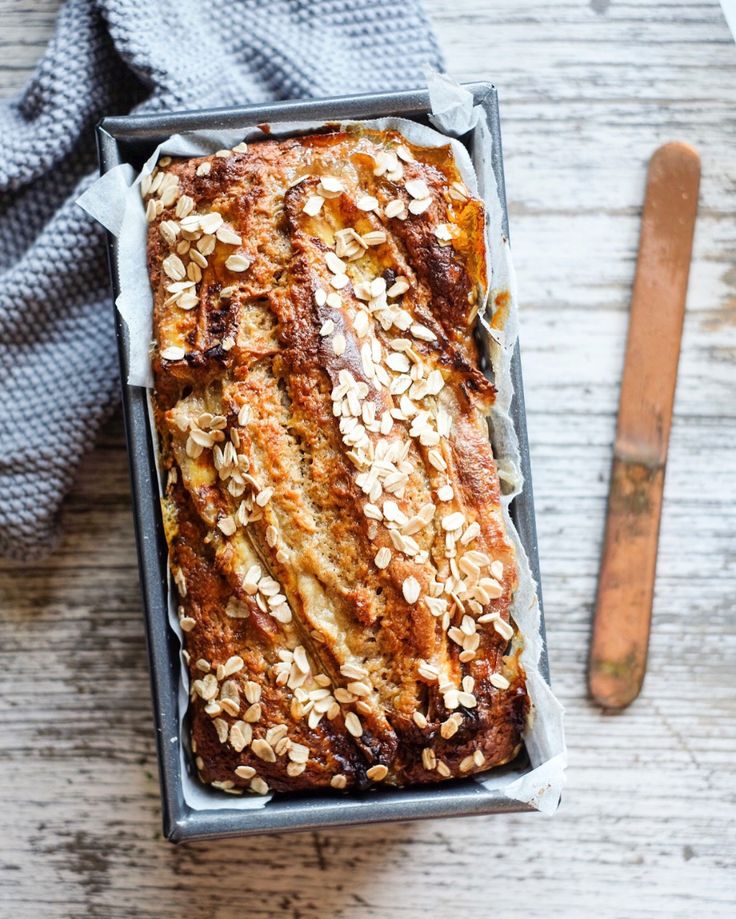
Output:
1 1 735 916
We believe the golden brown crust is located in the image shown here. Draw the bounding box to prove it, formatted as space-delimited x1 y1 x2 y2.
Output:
145 130 528 797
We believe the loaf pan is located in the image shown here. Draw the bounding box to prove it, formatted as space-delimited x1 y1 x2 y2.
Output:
96 82 548 843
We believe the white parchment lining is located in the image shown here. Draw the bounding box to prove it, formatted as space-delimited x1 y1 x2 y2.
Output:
79 75 566 815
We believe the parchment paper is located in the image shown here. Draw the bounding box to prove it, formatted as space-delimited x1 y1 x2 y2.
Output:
78 74 567 815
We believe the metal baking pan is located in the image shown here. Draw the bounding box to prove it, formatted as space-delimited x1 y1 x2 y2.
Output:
96 82 548 843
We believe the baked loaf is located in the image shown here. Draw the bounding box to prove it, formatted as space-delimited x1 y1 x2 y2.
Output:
144 128 529 796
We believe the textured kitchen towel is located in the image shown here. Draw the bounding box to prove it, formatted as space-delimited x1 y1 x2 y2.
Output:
0 0 443 560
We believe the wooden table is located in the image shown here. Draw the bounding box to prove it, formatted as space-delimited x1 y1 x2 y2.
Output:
1 1 734 915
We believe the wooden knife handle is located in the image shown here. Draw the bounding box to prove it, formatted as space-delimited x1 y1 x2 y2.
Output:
588 141 700 710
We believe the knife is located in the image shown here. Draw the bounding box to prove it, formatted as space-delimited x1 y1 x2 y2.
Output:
588 141 701 710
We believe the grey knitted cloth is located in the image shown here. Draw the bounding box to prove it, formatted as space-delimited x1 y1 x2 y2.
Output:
0 0 442 560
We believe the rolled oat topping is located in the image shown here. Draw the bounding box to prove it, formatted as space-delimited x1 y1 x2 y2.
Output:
148 129 526 796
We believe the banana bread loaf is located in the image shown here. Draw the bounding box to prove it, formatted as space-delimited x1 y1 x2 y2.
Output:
144 127 529 796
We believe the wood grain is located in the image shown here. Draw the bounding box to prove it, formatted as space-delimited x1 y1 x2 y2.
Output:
1 1 735 916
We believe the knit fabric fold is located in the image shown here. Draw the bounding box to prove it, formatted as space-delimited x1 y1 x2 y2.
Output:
0 0 442 560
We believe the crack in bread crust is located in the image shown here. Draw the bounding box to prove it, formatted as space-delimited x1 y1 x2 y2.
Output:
147 130 529 797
